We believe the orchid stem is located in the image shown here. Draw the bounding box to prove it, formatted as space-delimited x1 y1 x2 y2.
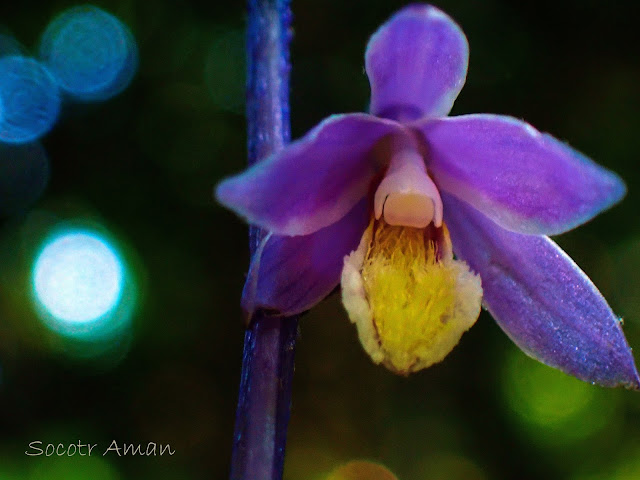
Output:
229 1 296 480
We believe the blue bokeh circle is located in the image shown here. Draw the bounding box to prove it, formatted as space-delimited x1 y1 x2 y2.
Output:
39 5 138 101
0 56 61 144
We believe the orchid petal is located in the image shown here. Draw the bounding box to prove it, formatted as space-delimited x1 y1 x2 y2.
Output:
365 4 469 121
216 114 403 236
242 198 370 318
417 114 626 235
443 192 640 389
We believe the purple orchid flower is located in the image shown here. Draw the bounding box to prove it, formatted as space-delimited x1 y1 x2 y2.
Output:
217 4 639 388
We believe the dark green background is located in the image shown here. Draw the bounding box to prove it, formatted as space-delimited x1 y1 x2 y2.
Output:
1 1 639 479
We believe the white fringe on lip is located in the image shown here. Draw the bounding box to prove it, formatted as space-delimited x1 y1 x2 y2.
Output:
341 224 385 364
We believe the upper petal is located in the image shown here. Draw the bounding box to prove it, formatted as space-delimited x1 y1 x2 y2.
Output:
417 114 626 235
443 192 640 389
242 198 370 318
365 4 469 121
216 114 403 236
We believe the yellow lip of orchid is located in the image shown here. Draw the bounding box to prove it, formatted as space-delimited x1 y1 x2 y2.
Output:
342 218 482 375
342 134 482 375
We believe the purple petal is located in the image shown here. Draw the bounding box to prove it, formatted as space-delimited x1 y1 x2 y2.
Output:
216 114 402 235
365 4 469 121
416 114 626 235
443 192 640 389
242 198 370 318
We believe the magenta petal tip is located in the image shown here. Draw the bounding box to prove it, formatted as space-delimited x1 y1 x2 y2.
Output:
444 192 640 390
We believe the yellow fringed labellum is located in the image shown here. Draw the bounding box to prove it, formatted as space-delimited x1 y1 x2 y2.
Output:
341 219 482 374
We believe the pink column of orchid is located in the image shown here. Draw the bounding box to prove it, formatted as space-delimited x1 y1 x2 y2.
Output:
217 4 639 389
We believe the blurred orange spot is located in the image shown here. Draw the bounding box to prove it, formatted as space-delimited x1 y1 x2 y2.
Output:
327 460 399 480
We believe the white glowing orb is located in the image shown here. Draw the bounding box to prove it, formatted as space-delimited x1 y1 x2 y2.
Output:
33 231 124 324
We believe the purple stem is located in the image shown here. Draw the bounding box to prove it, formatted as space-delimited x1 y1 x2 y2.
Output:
230 1 297 480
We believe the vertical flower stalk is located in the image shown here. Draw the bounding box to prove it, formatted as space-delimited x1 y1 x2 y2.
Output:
230 1 296 480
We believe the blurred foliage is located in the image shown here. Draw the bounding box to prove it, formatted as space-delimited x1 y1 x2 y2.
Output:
0 0 639 479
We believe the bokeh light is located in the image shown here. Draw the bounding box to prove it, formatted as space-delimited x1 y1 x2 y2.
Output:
326 460 398 480
0 141 49 216
0 56 60 144
28 454 120 480
31 229 135 347
0 453 24 479
501 346 621 446
407 452 488 480
570 443 640 480
39 5 138 101
33 231 123 323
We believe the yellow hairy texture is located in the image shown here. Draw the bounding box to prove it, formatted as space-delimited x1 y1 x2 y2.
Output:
348 220 482 374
